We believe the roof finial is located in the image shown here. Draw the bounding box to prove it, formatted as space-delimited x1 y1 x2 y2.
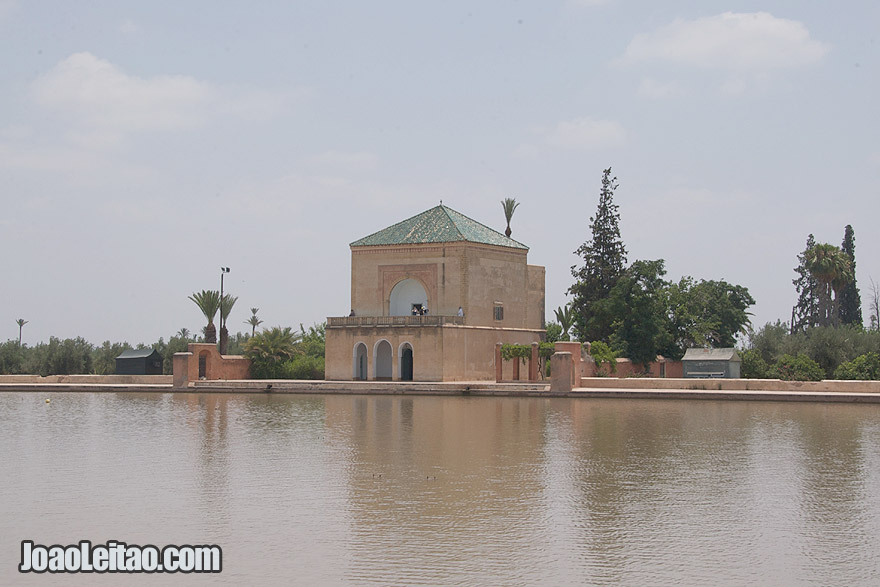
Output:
440 199 443 205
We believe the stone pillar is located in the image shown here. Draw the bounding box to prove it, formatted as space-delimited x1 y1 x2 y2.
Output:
172 352 193 389
550 352 572 392
512 356 520 381
529 342 539 381
554 342 582 388
495 342 503 383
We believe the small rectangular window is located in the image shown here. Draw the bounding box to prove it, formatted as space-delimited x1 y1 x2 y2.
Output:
494 305 504 321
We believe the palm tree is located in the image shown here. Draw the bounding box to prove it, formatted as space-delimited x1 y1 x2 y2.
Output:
245 307 263 337
15 318 28 345
243 326 303 378
244 326 301 359
188 290 221 344
830 258 854 329
501 197 519 237
219 293 238 354
554 305 573 341
176 327 191 340
805 244 853 328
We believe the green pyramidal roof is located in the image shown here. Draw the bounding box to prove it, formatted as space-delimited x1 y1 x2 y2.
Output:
350 205 528 250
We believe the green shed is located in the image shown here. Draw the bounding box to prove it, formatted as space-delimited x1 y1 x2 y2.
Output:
682 348 741 379
115 348 164 375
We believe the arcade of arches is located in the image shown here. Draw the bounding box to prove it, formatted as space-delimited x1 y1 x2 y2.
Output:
353 340 414 381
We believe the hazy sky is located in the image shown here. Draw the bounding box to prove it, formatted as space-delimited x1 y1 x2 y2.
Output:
2 1 878 345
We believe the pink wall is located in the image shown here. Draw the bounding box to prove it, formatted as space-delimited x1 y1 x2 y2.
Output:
173 343 251 388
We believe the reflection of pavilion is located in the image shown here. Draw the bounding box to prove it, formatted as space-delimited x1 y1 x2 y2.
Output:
325 205 545 381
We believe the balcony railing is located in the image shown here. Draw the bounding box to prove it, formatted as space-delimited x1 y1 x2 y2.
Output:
327 315 465 328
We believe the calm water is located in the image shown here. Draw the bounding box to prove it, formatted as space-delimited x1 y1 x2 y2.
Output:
1 392 879 586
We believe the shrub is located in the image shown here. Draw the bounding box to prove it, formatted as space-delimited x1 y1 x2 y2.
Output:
740 348 770 379
748 320 790 363
589 341 617 376
283 355 325 380
774 354 824 381
834 352 880 380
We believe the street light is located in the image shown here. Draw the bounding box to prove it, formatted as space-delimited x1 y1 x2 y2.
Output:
220 267 230 330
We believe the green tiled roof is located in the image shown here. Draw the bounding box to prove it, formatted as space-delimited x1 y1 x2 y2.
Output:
351 205 528 250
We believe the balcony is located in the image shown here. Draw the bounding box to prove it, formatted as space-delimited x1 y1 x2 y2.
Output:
327 315 465 328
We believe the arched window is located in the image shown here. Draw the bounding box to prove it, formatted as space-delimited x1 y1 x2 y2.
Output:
389 278 428 316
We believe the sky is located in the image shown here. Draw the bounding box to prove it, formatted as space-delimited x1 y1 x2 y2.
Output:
1 0 878 346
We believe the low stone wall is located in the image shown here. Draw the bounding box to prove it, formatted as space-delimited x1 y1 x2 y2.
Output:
578 377 880 393
582 357 683 378
0 374 172 384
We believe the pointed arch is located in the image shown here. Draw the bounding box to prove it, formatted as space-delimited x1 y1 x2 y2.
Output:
389 278 429 316
352 342 368 380
398 342 414 381
374 339 393 380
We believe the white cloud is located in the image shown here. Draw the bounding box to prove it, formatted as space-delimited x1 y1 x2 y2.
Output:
542 117 627 150
31 52 288 137
620 12 829 71
637 77 686 98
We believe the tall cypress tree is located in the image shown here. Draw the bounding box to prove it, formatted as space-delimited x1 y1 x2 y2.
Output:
569 168 628 342
791 234 820 333
839 224 863 327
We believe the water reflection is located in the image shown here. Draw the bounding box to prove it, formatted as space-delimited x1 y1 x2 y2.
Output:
0 393 878 586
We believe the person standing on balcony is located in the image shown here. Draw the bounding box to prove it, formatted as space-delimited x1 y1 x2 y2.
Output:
457 307 464 317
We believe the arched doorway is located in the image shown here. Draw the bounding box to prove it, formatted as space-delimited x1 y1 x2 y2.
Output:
389 278 428 316
399 342 413 381
198 350 209 379
374 340 392 380
353 343 368 380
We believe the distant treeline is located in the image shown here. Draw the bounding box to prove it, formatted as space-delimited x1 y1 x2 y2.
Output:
0 325 325 378
742 323 880 381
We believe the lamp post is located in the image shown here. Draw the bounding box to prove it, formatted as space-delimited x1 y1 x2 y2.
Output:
220 267 230 330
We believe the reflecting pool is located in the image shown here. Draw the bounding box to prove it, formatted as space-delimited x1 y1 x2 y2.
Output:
2 392 879 585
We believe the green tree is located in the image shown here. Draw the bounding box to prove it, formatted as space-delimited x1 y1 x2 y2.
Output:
245 307 263 337
188 290 221 344
501 198 519 238
805 243 852 328
92 340 133 375
553 305 573 341
747 320 791 364
243 326 302 378
834 352 880 380
589 340 618 376
219 293 238 354
298 322 326 359
791 234 820 333
666 278 754 358
774 353 824 381
26 337 94 376
598 259 669 372
0 340 25 374
739 348 770 379
545 322 564 343
839 225 862 327
569 168 628 342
